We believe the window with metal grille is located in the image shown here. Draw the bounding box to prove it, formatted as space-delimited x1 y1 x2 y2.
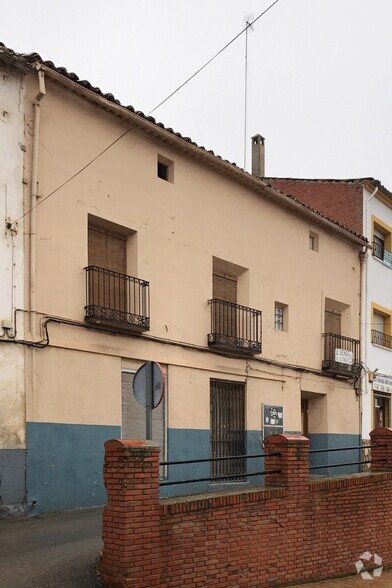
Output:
210 379 245 482
274 302 288 331
373 234 385 261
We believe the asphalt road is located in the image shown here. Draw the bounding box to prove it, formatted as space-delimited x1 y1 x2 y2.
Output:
0 508 103 588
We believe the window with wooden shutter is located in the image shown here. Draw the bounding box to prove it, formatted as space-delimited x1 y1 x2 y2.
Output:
88 224 127 313
324 308 341 335
213 270 237 338
121 371 165 454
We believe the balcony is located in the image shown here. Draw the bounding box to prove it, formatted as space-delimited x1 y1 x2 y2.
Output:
373 241 392 269
322 333 360 378
372 330 392 350
85 265 150 333
208 299 261 355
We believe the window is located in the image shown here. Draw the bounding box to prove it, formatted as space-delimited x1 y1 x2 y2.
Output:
309 230 319 251
85 216 149 331
157 154 174 182
372 216 392 268
374 393 391 429
371 303 392 349
88 222 127 316
121 370 166 457
373 231 385 261
274 302 288 331
210 379 245 482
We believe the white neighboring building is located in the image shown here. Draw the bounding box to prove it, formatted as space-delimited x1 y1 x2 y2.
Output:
266 177 392 441
0 54 26 513
362 182 392 436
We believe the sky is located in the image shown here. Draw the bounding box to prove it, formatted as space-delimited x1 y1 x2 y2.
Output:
1 0 392 187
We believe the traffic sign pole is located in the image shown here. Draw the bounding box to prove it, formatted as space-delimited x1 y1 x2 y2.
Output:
145 361 153 440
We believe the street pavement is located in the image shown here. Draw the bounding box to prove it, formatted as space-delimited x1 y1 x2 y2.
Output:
0 507 103 588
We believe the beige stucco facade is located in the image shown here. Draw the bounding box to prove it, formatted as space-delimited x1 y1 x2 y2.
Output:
0 51 366 513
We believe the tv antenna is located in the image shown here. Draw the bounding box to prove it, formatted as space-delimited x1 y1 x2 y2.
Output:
243 14 254 171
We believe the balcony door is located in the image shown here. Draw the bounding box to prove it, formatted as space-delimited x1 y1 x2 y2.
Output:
88 224 127 316
213 270 238 340
324 306 342 367
325 308 341 335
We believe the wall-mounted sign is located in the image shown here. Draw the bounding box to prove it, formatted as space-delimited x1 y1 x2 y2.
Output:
335 348 353 365
262 404 284 441
373 374 392 395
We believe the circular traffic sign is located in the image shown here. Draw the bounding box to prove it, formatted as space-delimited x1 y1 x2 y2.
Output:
133 361 165 409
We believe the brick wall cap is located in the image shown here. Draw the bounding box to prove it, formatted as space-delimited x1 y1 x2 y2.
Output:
104 439 159 450
370 427 392 438
264 434 310 445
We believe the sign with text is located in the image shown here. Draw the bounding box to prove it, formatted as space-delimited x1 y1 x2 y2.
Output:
335 348 353 365
373 374 392 395
262 404 284 441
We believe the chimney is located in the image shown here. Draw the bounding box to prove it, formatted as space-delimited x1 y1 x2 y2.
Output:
251 134 265 177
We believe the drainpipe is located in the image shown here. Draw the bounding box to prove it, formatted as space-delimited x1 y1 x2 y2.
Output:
361 185 379 439
29 68 46 426
30 68 46 338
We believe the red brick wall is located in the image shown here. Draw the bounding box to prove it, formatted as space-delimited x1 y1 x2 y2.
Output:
101 429 392 588
268 179 364 236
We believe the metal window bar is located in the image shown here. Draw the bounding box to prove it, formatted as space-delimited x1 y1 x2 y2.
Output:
372 329 392 349
208 299 261 354
210 380 246 482
372 240 385 261
85 265 150 329
274 306 283 331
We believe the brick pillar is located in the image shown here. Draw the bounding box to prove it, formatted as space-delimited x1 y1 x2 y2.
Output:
101 439 161 588
370 427 392 472
264 434 310 489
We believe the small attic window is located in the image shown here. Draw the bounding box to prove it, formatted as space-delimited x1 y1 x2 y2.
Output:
309 230 319 251
157 155 174 182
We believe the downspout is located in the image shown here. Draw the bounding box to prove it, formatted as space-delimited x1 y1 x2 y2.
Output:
30 68 46 339
361 185 378 439
29 68 46 428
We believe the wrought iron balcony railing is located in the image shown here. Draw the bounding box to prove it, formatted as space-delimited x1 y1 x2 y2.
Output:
372 330 392 350
373 241 392 268
85 265 150 332
208 299 261 355
322 333 360 377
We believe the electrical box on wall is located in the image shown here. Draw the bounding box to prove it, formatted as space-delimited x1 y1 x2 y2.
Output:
262 404 284 441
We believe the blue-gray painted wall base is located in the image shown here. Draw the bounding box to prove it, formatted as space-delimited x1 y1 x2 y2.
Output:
162 429 362 497
26 422 120 514
162 429 269 498
24 423 363 512
0 449 26 515
308 433 361 476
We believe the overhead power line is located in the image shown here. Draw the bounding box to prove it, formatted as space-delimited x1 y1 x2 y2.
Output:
12 0 281 226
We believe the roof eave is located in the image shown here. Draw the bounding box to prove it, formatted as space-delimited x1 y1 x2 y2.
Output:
5 56 365 248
